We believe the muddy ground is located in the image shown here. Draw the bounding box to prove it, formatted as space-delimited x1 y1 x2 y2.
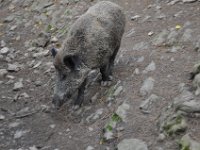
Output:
0 0 200 150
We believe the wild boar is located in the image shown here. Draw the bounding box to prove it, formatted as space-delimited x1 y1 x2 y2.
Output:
51 1 125 109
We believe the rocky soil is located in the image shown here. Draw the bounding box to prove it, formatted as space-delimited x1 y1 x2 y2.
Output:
0 0 200 150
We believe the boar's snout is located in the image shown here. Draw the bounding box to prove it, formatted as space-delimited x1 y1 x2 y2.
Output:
52 94 65 109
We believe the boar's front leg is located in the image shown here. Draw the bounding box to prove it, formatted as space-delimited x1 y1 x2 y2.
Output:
100 45 120 86
74 79 87 108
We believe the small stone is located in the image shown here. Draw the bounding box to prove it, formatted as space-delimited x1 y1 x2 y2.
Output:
33 61 42 69
148 31 154 36
9 122 21 128
140 77 155 96
133 42 149 51
157 133 166 142
117 138 148 150
139 94 160 111
131 15 141 21
50 124 56 129
152 29 169 46
13 81 23 91
20 92 30 98
88 127 94 131
7 63 20 72
85 146 94 150
4 15 14 23
113 86 123 97
51 36 58 43
34 80 42 86
0 115 5 120
143 61 156 73
181 29 193 42
0 69 8 79
104 131 114 141
116 102 130 122
29 146 38 150
182 0 197 3
0 47 9 55
14 130 29 139
1 40 6 47
137 56 144 63
32 50 49 58
180 134 200 150
134 68 140 75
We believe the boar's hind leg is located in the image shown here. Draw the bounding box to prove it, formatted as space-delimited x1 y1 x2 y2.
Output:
100 45 120 82
74 80 87 107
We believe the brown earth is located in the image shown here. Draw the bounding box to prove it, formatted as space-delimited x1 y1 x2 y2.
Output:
0 0 200 150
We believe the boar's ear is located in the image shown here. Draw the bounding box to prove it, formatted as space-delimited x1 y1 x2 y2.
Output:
51 48 57 58
63 55 81 71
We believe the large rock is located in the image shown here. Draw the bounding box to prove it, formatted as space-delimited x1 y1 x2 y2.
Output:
180 134 200 150
117 138 148 150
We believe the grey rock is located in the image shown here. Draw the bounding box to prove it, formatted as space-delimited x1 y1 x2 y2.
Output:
131 15 141 21
194 37 200 51
7 63 20 72
143 61 156 73
157 133 166 142
13 81 23 91
183 0 197 3
32 61 42 69
0 47 9 55
104 131 114 141
34 80 42 86
133 42 149 51
140 77 155 96
176 100 200 113
134 68 140 75
181 28 193 42
166 29 179 46
168 0 181 5
113 86 123 97
0 40 6 47
193 74 200 95
116 102 130 122
173 90 194 106
0 115 5 120
32 50 49 58
86 108 103 122
117 138 148 150
14 130 29 139
0 69 8 79
86 146 94 150
137 56 145 63
152 29 169 46
180 134 200 150
139 94 160 112
168 46 181 53
125 28 135 38
4 15 14 23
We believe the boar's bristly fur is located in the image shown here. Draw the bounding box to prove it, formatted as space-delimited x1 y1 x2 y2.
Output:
52 1 126 109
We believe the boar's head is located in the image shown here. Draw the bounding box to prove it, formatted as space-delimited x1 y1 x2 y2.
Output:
51 48 89 109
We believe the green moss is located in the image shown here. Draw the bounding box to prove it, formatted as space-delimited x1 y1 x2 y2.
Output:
106 124 113 131
111 113 122 122
163 115 187 136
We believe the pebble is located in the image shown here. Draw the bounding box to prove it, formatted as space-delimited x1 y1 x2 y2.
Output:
0 115 5 120
85 146 94 150
116 102 130 122
14 130 29 139
117 138 148 150
140 77 155 96
0 47 9 55
0 69 8 79
13 81 23 91
7 63 20 72
113 86 123 97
